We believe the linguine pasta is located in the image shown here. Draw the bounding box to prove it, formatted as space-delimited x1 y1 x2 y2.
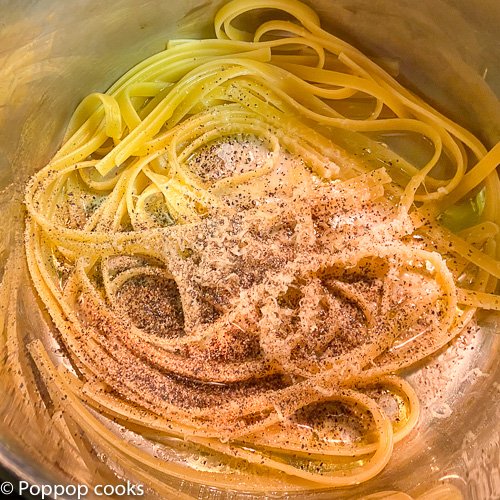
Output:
11 0 500 492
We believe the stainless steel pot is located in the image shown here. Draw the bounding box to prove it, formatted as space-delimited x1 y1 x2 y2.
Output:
0 1 498 498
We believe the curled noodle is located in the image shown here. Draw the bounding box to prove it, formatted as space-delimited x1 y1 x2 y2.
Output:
18 0 500 492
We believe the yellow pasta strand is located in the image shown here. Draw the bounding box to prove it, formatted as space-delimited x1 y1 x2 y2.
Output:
16 0 499 494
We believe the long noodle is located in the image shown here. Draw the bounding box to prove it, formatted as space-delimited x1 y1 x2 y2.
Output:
18 0 499 493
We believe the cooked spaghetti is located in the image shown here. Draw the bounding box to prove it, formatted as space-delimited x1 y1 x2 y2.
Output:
16 0 500 492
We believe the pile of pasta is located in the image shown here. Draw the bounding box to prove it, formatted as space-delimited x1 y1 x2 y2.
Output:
18 0 500 492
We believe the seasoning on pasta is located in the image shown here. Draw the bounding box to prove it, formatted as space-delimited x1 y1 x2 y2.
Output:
22 0 499 491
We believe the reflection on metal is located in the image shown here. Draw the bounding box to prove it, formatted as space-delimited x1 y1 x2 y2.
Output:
0 1 498 498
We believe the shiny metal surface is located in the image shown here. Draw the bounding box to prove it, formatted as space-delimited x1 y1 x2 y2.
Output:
0 1 498 498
